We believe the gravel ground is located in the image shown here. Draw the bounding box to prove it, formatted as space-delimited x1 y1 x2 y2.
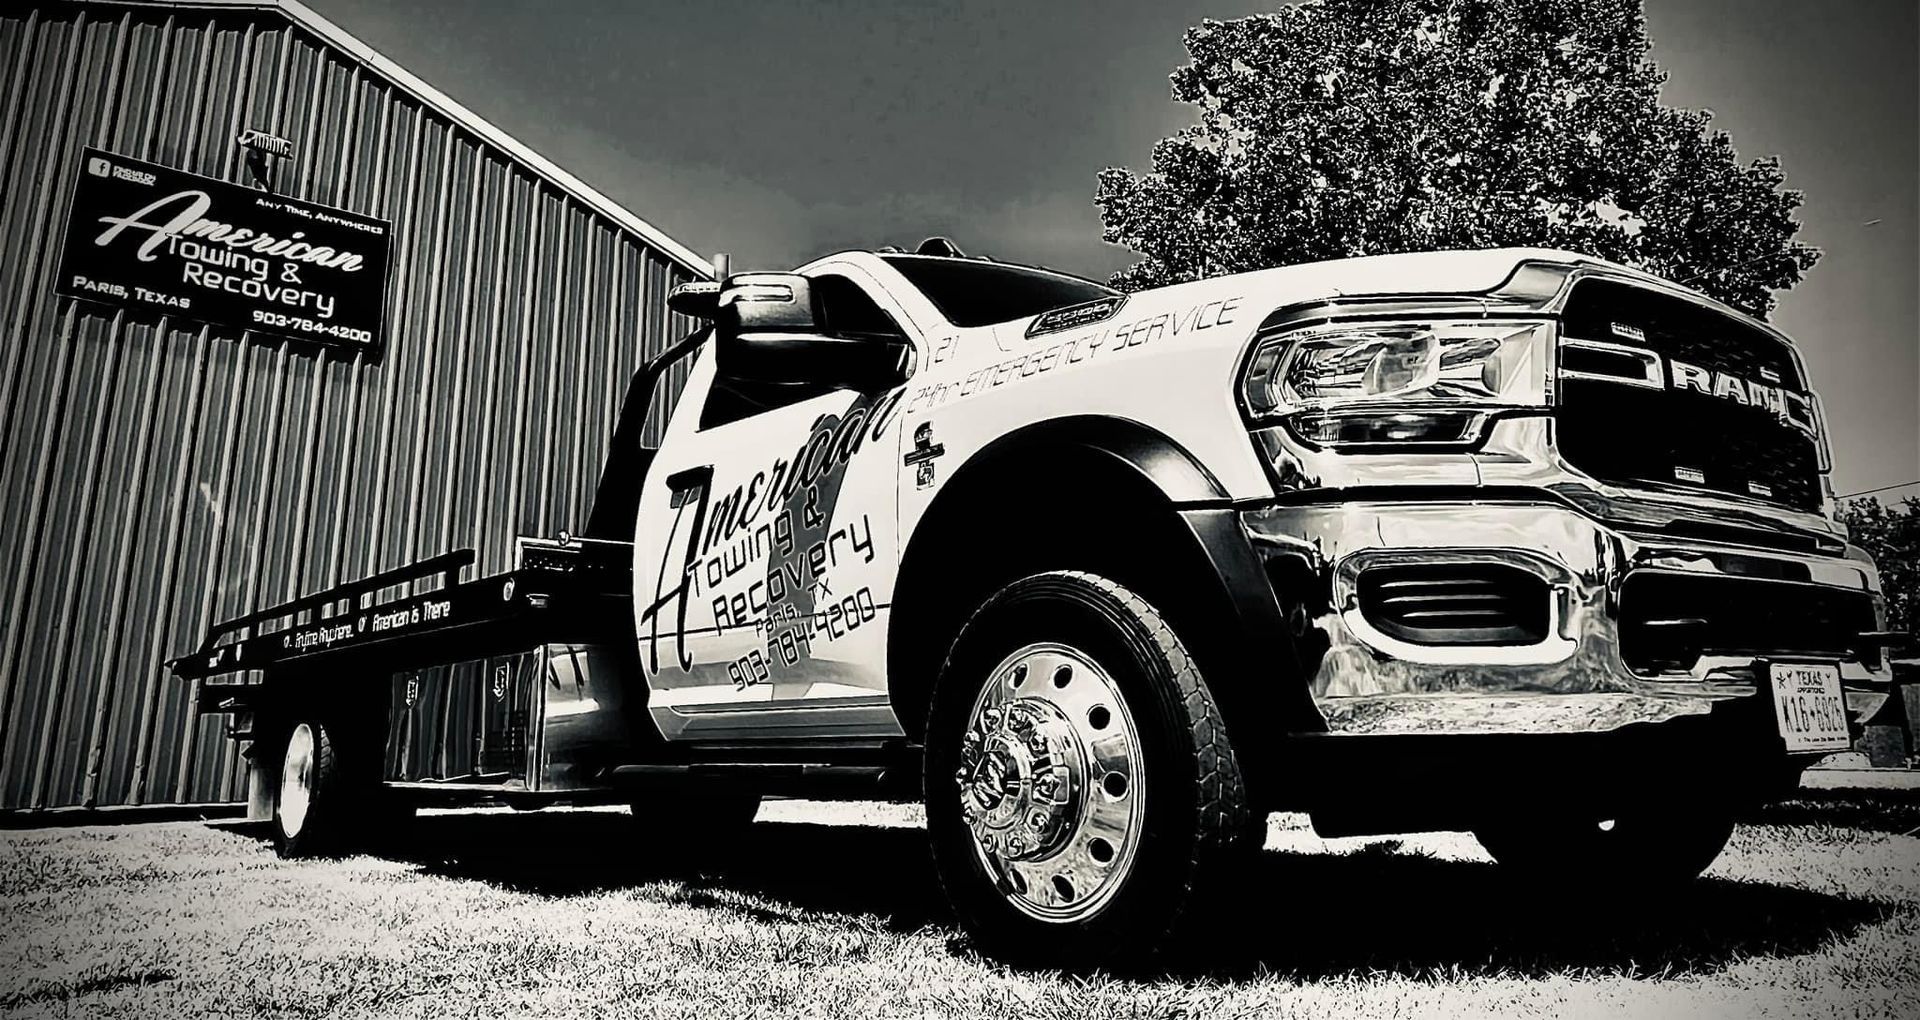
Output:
3 794 1918 1019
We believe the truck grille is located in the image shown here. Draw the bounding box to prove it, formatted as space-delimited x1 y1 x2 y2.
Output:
1618 571 1876 673
1356 563 1550 645
1556 279 1822 512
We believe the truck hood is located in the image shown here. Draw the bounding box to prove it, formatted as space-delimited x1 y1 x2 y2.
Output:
1008 246 1685 339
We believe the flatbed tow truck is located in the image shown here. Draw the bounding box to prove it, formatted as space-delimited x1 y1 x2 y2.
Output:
175 241 1901 967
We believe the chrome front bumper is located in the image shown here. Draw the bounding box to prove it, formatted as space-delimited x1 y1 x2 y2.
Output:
1241 498 1890 737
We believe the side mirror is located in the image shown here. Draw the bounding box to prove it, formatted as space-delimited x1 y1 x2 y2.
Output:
715 273 909 391
666 281 720 319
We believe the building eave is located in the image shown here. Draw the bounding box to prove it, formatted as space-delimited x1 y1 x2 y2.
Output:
66 0 713 278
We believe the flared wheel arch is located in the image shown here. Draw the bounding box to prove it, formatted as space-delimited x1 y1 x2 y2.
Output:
888 416 1319 795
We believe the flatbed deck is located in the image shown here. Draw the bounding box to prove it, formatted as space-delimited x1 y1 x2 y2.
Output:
174 539 635 713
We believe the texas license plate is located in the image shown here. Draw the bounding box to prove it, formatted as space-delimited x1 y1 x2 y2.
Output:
1769 662 1850 753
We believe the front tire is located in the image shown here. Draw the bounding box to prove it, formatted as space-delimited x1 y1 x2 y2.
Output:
925 571 1254 970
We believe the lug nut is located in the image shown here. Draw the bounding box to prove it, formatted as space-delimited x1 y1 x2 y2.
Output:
983 707 1003 728
1028 810 1049 830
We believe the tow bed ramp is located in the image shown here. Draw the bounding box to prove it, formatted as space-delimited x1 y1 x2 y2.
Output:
172 538 646 797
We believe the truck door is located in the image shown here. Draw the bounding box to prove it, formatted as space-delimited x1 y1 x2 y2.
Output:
632 269 916 742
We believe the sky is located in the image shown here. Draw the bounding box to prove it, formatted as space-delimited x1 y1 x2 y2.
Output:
305 0 1918 501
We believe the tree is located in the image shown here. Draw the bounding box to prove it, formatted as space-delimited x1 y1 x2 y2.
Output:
1096 0 1818 317
1840 497 1920 648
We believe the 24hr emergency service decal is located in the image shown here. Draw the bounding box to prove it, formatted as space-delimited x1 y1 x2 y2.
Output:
55 147 391 352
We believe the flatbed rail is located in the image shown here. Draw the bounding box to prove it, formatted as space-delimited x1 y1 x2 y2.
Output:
171 329 703 691
171 550 475 680
171 540 632 685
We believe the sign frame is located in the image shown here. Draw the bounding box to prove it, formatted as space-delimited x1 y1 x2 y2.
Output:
54 145 392 353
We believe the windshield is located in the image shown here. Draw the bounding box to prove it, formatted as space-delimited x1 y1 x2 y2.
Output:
880 255 1117 328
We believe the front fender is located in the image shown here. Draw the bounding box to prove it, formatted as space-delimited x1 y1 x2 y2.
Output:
887 415 1323 790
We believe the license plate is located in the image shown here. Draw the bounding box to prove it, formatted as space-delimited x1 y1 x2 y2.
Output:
1769 662 1850 753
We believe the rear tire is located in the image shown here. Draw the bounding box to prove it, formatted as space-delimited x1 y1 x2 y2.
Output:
1474 804 1735 893
273 720 346 857
273 717 407 857
925 571 1254 970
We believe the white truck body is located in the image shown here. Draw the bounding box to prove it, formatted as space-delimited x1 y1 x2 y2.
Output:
180 241 1896 967
628 246 1884 747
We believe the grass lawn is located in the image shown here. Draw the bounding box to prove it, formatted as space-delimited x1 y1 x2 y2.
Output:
3 794 1917 1018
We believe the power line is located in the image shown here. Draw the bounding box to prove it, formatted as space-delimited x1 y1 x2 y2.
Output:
1836 480 1920 499
1670 219 1874 289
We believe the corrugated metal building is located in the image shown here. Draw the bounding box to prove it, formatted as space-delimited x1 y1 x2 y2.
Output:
0 0 710 812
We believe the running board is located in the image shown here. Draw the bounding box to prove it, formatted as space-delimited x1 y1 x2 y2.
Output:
609 763 889 780
606 762 914 799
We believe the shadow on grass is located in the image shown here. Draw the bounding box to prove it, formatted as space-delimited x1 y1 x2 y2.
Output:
374 810 949 929
1155 846 1893 981
1745 790 1920 834
304 808 1895 982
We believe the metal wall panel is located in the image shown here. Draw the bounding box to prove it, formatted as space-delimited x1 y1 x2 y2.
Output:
0 1 706 809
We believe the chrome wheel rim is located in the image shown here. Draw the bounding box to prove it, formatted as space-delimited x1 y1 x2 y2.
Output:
279 723 315 838
956 642 1143 922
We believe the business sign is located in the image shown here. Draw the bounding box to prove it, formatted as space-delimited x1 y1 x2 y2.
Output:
55 146 390 352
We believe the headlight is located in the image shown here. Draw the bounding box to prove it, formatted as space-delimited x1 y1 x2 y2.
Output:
1242 319 1553 447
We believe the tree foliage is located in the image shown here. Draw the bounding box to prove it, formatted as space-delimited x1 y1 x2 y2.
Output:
1840 497 1920 647
1096 0 1818 317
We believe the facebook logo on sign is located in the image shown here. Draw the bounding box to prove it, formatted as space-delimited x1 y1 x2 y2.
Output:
84 156 156 186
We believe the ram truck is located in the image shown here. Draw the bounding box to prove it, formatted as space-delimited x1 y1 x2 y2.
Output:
176 240 1900 967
